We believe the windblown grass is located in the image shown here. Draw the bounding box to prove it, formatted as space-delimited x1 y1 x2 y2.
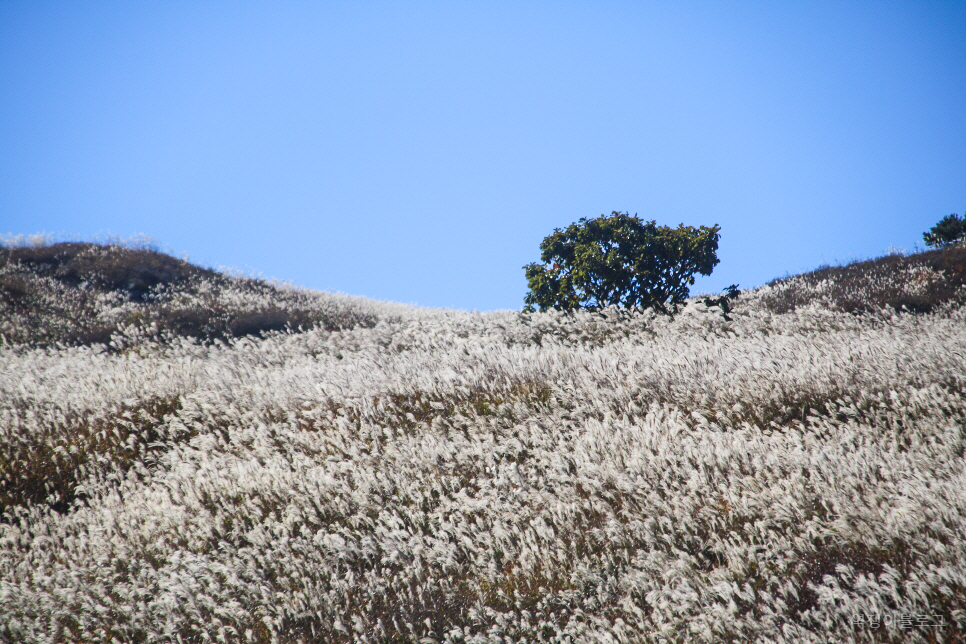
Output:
1 241 965 643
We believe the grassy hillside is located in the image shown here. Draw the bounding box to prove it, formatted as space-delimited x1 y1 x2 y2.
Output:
1 241 965 643
0 242 381 348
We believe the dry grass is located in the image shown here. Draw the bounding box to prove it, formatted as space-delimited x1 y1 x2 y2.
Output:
759 243 966 314
0 242 376 348
1 240 965 643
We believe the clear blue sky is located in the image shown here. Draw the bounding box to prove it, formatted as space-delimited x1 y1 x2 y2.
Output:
2 2 964 310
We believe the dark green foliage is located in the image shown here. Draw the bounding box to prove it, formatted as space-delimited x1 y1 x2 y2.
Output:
924 213 966 248
523 212 721 313
703 284 741 320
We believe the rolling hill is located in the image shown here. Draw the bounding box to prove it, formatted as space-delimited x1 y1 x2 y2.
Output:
1 241 964 643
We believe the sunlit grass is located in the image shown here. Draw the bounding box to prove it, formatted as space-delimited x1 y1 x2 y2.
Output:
1 240 965 643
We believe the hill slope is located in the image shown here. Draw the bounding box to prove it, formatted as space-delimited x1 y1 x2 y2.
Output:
1 242 965 643
0 242 380 348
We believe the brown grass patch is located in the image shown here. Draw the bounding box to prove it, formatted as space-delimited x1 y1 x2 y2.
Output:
761 244 966 314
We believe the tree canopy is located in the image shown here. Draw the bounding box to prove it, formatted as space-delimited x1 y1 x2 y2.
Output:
924 213 966 248
523 212 721 313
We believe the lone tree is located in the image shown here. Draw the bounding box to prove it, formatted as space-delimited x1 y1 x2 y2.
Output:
523 211 721 313
923 213 966 248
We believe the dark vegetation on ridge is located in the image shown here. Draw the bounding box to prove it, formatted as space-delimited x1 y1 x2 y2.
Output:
761 243 966 314
2 241 219 300
0 242 376 348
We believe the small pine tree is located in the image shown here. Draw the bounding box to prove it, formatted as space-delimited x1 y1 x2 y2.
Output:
923 213 966 248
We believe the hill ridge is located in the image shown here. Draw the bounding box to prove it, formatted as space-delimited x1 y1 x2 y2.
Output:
3 239 964 350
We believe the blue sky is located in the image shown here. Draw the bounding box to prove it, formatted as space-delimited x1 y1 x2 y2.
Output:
2 1 964 311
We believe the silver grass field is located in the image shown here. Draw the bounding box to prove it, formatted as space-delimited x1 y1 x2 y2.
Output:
1 243 964 643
